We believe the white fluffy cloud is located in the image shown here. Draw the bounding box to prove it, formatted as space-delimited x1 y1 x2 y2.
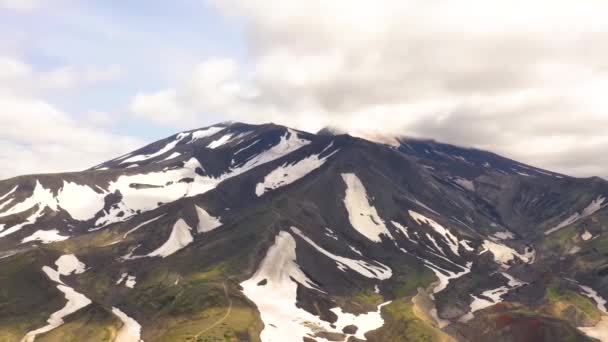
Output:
0 56 141 179
129 0 608 178
0 56 124 92
0 0 39 11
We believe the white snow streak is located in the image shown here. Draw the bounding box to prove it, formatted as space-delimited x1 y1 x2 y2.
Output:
479 240 533 268
195 206 222 233
111 307 143 342
123 214 166 239
206 134 234 149
342 173 392 243
21 255 91 342
57 181 106 221
291 227 392 280
147 219 194 258
409 211 464 256
579 285 607 313
255 147 338 196
22 229 69 244
545 196 606 235
240 231 389 342
121 134 188 164
189 126 225 143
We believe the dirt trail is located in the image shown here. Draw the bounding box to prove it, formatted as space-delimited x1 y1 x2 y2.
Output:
193 278 234 340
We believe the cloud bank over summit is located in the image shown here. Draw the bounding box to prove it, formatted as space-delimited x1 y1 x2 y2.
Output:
129 0 608 178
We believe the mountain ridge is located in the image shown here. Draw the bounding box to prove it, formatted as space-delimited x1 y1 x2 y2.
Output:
0 121 607 342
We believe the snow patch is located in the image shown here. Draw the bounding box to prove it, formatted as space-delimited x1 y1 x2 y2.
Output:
57 181 106 221
255 146 338 196
22 229 69 244
121 134 188 164
195 206 222 233
206 133 234 149
240 231 388 342
231 129 310 173
21 255 91 342
409 211 465 256
480 240 533 268
111 307 143 342
162 152 181 161
291 227 392 280
123 214 166 239
189 126 225 143
453 177 475 191
582 230 594 241
545 196 606 235
493 231 515 240
341 173 392 242
55 254 86 276
579 285 607 313
147 219 194 258
580 316 608 342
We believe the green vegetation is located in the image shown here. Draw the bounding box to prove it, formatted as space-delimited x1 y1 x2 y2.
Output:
367 298 453 341
0 251 65 341
545 282 601 322
391 268 436 298
353 288 383 306
37 305 120 342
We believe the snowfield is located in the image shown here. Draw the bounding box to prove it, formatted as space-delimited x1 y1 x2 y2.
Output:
341 173 392 242
545 195 606 235
479 240 534 268
112 307 143 342
195 206 222 233
22 229 69 244
255 145 338 196
22 255 91 342
147 219 194 258
291 227 392 280
241 231 389 342
409 210 468 256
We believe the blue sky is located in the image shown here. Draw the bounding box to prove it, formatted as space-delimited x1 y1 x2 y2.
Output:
1 0 608 179
0 0 245 140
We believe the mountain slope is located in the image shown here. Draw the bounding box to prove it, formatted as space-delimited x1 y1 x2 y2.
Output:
0 122 607 342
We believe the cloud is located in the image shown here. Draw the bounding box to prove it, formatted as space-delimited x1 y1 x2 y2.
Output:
0 56 141 179
127 0 608 178
0 0 39 11
0 56 125 92
39 65 125 90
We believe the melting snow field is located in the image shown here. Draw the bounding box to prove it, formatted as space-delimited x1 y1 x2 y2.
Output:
22 255 91 342
232 129 310 173
291 227 392 279
579 285 607 313
255 146 338 196
545 196 606 235
147 219 194 258
409 211 468 255
341 173 392 242
111 307 143 342
22 229 69 244
479 240 533 268
121 133 189 164
459 272 526 323
117 273 137 289
123 214 166 239
56 181 106 221
195 206 222 233
2 129 312 240
580 317 608 342
241 231 389 342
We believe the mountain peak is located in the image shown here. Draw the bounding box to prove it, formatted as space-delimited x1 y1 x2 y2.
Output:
0 120 606 342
